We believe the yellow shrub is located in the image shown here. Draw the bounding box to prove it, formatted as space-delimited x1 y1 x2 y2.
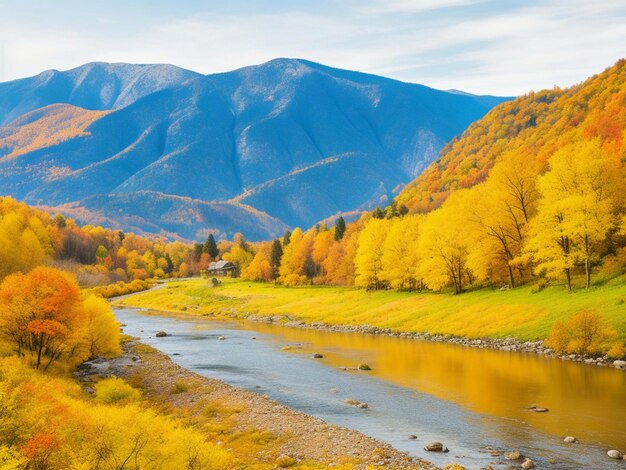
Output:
607 341 626 359
94 377 141 404
0 358 232 469
546 310 620 355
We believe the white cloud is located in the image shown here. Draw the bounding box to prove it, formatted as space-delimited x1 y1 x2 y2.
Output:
0 0 624 95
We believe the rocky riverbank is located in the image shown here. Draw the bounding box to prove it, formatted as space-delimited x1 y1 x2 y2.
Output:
240 314 626 370
76 338 437 469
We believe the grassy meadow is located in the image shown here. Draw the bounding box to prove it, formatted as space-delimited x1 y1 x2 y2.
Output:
115 276 626 342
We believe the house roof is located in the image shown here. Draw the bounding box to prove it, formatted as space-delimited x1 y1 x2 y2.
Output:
209 260 235 270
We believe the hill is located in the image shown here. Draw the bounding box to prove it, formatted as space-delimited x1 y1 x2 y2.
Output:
395 59 626 213
0 59 508 240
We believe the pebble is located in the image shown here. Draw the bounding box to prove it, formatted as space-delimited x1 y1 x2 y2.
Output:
607 449 624 459
155 331 168 337
424 442 448 452
563 436 578 443
312 353 324 358
408 435 417 440
218 336 226 340
521 459 535 469
505 451 523 460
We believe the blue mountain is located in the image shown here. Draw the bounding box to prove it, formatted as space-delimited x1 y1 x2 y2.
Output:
0 59 511 240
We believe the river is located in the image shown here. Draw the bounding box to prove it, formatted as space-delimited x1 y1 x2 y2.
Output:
114 307 626 469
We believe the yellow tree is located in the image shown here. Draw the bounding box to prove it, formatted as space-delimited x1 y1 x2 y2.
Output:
354 217 391 290
278 228 309 286
526 141 617 289
242 243 272 282
80 295 121 359
381 215 422 290
311 229 334 281
465 153 541 286
417 191 472 294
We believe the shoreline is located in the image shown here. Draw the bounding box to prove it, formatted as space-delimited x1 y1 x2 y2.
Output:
112 278 626 371
115 299 626 371
79 336 436 469
244 314 626 370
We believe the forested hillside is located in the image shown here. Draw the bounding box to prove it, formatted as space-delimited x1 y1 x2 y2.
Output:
395 59 626 212
0 196 253 286
238 60 626 295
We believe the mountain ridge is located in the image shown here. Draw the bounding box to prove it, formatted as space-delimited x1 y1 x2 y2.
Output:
0 59 511 240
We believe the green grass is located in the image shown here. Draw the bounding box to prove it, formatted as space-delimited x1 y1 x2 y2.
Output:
116 276 626 342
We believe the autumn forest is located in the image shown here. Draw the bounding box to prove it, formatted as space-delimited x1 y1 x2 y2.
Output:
0 15 625 468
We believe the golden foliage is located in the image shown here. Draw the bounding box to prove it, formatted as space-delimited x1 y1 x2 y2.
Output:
0 357 232 469
545 310 621 356
0 267 120 369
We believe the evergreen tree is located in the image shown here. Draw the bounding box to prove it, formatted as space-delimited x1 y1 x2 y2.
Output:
283 230 292 246
164 253 174 274
193 243 204 262
334 216 346 241
204 234 218 259
372 207 385 219
270 239 283 279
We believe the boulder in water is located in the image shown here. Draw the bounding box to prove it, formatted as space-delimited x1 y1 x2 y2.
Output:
424 442 448 452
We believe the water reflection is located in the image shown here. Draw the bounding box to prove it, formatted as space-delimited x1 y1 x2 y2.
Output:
249 322 626 449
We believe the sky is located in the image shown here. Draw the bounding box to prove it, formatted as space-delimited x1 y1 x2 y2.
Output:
0 0 624 95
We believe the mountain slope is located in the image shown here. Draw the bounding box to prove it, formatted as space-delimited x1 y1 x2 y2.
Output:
0 62 200 125
0 59 509 240
396 59 626 213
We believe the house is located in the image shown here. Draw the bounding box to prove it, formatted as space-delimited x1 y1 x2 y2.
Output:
206 260 239 277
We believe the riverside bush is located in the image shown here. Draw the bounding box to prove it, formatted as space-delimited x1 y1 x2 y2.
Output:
546 310 624 357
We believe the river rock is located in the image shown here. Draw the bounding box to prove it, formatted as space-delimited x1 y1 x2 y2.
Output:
155 331 168 337
607 449 624 459
408 435 417 440
424 442 448 452
521 459 535 469
356 402 369 409
312 353 324 358
505 451 523 460
613 360 626 369
358 363 372 371
218 336 226 340
563 436 578 443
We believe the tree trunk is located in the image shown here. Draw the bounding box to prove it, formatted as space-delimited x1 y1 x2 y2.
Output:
507 264 515 288
36 333 44 369
565 268 572 291
584 235 591 289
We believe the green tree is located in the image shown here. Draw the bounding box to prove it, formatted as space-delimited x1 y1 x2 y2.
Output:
283 230 292 246
270 239 283 279
371 207 385 219
204 234 218 259
334 216 346 241
164 254 174 274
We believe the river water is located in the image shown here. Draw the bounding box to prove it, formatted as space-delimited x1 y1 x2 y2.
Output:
115 307 626 469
